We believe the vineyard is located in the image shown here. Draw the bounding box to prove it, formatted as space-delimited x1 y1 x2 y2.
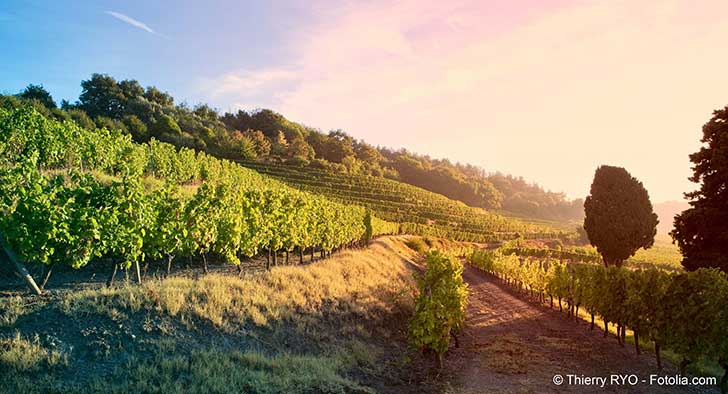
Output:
499 238 685 271
237 160 570 243
467 246 728 383
0 107 400 290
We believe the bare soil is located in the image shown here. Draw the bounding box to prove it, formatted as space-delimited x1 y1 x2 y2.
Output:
442 265 720 394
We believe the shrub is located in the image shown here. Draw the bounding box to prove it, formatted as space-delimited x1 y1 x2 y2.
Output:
409 250 468 367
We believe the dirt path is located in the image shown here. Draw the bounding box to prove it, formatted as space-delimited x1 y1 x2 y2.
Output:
443 265 720 394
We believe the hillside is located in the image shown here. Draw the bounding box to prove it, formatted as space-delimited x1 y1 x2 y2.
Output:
237 160 571 243
1 77 583 223
0 237 433 394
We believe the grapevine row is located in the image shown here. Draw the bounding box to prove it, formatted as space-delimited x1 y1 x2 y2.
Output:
0 107 397 279
467 249 728 378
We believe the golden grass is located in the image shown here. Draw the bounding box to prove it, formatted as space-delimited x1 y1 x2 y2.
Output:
627 239 683 271
0 296 26 327
4 237 423 393
62 237 419 332
0 332 67 372
108 348 375 394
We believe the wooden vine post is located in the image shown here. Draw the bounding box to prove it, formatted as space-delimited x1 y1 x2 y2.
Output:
0 232 42 295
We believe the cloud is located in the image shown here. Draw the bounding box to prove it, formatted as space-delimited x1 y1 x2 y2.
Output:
202 69 297 98
105 11 157 35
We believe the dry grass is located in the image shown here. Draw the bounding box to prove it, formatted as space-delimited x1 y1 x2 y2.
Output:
404 235 481 257
0 296 26 327
61 237 418 332
4 237 423 393
108 348 375 394
0 332 68 372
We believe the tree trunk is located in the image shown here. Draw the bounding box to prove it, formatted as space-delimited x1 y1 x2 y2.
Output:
107 263 118 287
450 331 459 348
621 324 626 346
202 254 209 274
679 358 691 376
655 342 662 370
299 247 303 264
285 250 289 264
558 298 562 312
166 254 174 277
550 295 553 308
0 234 42 295
321 250 325 259
590 313 595 330
604 320 609 337
134 260 142 284
310 248 314 262
617 323 623 346
634 331 640 355
272 250 277 266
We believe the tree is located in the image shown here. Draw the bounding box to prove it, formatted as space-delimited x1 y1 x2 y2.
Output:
583 165 658 266
122 115 148 141
79 74 126 119
144 86 174 107
243 129 271 157
150 114 182 138
322 130 355 163
18 84 56 109
66 109 96 130
671 106 728 273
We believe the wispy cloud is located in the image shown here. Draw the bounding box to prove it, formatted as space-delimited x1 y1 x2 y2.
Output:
105 11 157 35
203 69 297 98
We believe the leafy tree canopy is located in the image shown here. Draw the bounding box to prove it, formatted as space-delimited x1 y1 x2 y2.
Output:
584 165 658 266
671 106 728 273
18 84 56 109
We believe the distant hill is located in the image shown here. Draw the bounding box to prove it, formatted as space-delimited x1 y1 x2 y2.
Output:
653 201 689 236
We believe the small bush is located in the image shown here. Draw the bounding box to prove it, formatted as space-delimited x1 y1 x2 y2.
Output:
405 237 428 254
409 250 468 366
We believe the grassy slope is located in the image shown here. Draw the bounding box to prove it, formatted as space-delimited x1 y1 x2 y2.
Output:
0 237 428 394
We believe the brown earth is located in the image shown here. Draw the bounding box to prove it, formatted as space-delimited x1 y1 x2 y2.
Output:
442 265 720 394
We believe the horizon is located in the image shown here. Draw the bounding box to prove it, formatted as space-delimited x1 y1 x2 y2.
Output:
3 0 725 202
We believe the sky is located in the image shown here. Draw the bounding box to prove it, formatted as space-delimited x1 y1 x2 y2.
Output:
2 0 728 203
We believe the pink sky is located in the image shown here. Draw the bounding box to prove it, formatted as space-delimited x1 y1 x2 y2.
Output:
198 0 728 202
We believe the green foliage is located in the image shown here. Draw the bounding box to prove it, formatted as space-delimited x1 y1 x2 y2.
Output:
17 84 56 109
6 73 585 223
0 107 393 274
363 209 373 243
241 160 567 244
409 250 468 364
672 105 728 273
404 237 428 254
584 165 658 266
150 114 182 138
